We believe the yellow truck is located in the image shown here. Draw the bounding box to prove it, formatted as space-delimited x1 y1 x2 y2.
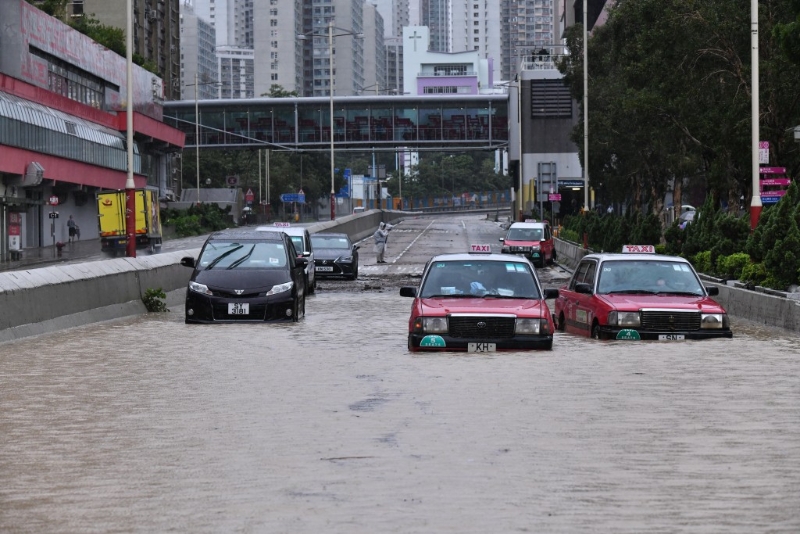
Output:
96 188 163 255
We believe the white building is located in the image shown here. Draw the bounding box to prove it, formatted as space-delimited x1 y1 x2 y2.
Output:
402 26 493 96
180 3 218 99
217 46 254 98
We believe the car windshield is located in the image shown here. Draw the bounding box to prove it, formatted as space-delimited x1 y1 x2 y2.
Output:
197 241 288 270
419 260 541 299
311 236 350 249
596 260 704 295
507 227 544 241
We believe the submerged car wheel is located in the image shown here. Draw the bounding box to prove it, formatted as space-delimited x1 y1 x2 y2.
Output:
557 313 566 332
591 322 605 340
348 265 358 280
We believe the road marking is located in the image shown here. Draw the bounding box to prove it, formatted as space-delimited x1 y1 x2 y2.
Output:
389 220 436 264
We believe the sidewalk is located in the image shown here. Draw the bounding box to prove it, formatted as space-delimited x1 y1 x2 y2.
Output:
1 238 112 273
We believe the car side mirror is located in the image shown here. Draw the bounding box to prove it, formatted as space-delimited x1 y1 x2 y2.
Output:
180 256 196 268
543 288 559 299
302 251 311 257
353 245 360 251
296 257 309 267
499 238 504 242
705 286 719 296
399 287 417 298
575 282 592 294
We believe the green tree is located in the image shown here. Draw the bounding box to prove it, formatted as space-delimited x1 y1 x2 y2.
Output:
262 85 299 98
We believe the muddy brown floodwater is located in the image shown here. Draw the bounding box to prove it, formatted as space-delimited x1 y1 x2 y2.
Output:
1 215 799 532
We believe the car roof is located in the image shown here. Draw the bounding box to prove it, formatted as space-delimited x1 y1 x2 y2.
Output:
312 232 350 239
581 252 691 264
428 252 536 264
208 228 285 242
509 222 548 228
255 225 309 237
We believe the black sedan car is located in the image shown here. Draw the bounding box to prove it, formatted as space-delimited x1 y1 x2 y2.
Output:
180 229 307 323
310 232 359 280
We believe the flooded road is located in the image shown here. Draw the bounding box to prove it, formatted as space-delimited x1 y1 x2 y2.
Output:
1 215 799 532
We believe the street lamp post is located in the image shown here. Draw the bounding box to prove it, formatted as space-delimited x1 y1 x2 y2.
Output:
185 74 221 206
298 21 363 221
125 0 136 258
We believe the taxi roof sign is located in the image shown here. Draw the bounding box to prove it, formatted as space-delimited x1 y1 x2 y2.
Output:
274 222 291 227
622 245 655 254
470 244 492 253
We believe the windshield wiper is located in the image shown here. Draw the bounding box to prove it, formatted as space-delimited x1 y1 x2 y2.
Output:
226 245 256 269
423 293 471 298
603 289 659 295
654 291 703 296
204 245 243 270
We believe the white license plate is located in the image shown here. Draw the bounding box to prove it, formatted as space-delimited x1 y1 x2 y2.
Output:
228 302 249 315
468 342 496 352
316 266 334 272
658 334 685 341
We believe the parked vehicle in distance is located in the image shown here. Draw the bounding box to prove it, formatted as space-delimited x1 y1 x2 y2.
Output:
310 233 360 280
352 206 366 214
96 188 162 255
180 228 307 323
256 223 316 294
400 244 558 352
499 220 555 267
553 246 732 340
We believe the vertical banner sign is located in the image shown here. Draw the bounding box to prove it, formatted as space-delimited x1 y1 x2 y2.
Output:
759 141 770 165
8 212 21 251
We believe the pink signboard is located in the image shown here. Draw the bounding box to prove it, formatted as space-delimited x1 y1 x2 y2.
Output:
760 178 791 187
759 167 786 174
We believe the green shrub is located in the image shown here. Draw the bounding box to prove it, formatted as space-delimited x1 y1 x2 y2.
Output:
692 250 712 274
740 261 767 286
142 288 168 313
559 228 580 243
716 253 750 280
654 244 666 255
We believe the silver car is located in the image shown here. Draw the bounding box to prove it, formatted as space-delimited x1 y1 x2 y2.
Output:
257 224 316 293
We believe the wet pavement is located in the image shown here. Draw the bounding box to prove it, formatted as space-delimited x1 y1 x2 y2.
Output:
1 215 798 532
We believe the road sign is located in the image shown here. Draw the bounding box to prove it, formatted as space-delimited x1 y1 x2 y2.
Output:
226 175 239 186
548 193 562 201
49 196 59 205
279 193 306 203
245 188 255 202
48 212 59 219
759 167 786 174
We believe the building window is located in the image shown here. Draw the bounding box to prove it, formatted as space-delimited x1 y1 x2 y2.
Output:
271 73 278 80
271 41 278 48
270 19 278 26
270 9 278 16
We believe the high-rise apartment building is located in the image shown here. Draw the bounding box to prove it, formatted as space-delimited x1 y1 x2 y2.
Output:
502 0 559 81
253 0 303 96
217 45 254 98
361 3 387 94
372 0 407 93
70 0 182 100
180 3 218 99
192 0 252 48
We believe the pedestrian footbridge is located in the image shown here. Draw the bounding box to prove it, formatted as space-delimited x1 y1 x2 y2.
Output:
163 94 508 153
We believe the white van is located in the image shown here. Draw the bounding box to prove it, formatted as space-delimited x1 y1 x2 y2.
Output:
256 224 316 293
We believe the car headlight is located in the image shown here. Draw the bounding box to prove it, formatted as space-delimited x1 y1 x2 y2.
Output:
189 281 212 295
700 313 728 329
414 316 448 333
608 311 641 327
266 281 293 296
338 256 354 263
515 318 546 334
531 245 541 251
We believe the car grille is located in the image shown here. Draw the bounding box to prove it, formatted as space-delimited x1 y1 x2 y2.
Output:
211 303 267 320
449 316 516 338
213 289 261 298
508 246 531 253
640 310 700 331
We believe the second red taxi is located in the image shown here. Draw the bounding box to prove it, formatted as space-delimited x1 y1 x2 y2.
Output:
400 244 558 351
554 246 732 340
499 220 556 267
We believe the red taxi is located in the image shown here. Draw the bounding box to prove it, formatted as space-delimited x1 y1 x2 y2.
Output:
499 220 556 267
553 246 732 340
399 244 558 351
